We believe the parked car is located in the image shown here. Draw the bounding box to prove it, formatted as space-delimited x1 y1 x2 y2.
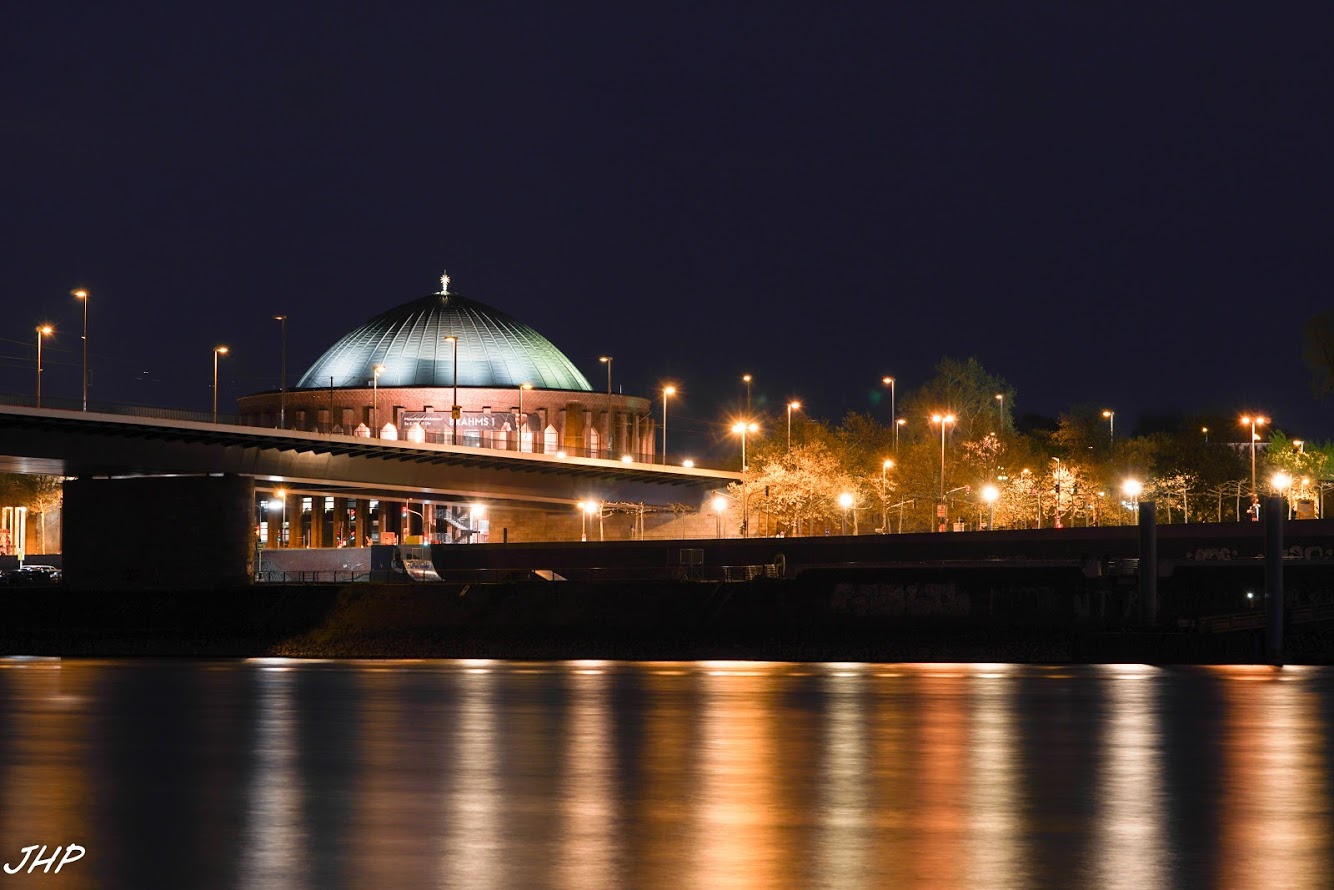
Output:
1 564 62 585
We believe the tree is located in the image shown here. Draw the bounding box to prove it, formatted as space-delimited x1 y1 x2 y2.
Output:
898 357 1015 443
1303 311 1334 398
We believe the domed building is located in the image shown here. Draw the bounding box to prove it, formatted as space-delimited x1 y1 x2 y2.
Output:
237 275 655 460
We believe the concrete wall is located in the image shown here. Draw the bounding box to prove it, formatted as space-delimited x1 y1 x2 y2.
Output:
63 475 255 590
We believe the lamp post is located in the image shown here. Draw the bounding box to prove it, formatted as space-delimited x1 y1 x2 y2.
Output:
712 494 728 539
1102 409 1115 446
742 374 752 416
274 315 287 428
661 385 675 464
274 488 287 547
446 336 460 445
1122 477 1143 524
881 459 894 533
838 491 854 535
882 376 895 435
1273 472 1293 519
995 393 1004 432
931 413 956 530
1240 414 1268 504
519 383 533 452
895 417 906 452
787 400 801 451
732 421 758 471
599 356 613 458
1202 426 1209 445
34 325 53 407
372 364 385 436
72 290 89 410
212 346 229 423
982 484 999 530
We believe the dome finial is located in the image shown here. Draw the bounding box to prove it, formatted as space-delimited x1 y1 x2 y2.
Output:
439 270 451 295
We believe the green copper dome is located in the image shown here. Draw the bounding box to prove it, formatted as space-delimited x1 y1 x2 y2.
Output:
296 287 593 392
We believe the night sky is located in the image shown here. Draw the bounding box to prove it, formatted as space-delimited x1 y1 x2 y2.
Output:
5 3 1332 462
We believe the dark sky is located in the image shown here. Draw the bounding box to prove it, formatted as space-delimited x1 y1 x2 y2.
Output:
4 3 1332 463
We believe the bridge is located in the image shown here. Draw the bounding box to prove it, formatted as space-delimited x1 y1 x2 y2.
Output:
0 402 739 507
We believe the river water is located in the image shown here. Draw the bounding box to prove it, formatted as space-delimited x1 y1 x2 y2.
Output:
0 658 1330 889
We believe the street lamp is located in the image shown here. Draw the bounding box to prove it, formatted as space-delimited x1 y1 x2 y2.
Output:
212 345 229 423
661 385 676 464
742 374 752 415
519 383 533 451
1202 426 1209 445
577 500 599 542
1273 472 1293 518
72 289 89 411
982 484 1000 530
881 459 894 532
1102 409 1115 445
372 364 385 436
711 494 728 539
731 420 758 471
995 393 1004 432
1240 414 1268 502
895 417 906 452
600 356 613 458
787 401 801 451
838 491 854 535
446 336 460 445
882 376 895 436
931 413 956 530
1122 477 1143 524
274 315 287 428
274 488 287 547
34 325 53 407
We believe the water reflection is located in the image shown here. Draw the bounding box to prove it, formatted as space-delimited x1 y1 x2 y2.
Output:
0 659 1331 889
1091 664 1166 890
1217 666 1331 890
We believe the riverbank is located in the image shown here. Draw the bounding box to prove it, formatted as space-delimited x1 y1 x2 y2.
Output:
2 578 1329 664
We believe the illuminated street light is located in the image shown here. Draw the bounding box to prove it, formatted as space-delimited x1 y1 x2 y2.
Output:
661 385 676 464
982 483 1000 530
577 499 599 542
1273 472 1293 518
742 374 752 416
882 376 895 439
599 356 613 458
274 314 287 427
731 420 759 471
711 494 728 538
1102 409 1114 445
273 488 288 546
838 491 854 535
994 393 1004 433
1240 414 1268 504
34 324 53 408
1202 426 1209 445
931 413 956 531
787 400 801 451
72 289 89 411
212 345 229 423
1122 477 1143 524
895 417 906 452
447 336 460 445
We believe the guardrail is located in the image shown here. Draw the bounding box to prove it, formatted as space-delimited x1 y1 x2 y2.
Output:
252 564 782 584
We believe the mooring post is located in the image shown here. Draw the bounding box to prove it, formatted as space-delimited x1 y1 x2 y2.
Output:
1137 500 1157 626
1264 494 1285 665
